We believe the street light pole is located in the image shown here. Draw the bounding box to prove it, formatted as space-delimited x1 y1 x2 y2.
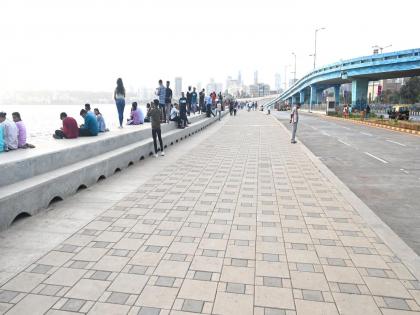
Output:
313 27 325 69
292 52 297 83
372 44 392 54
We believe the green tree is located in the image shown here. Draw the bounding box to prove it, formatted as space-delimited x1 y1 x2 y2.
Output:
400 77 420 104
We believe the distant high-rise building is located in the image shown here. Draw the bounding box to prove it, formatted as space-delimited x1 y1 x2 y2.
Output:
175 77 182 99
254 71 258 85
275 73 281 92
238 71 242 85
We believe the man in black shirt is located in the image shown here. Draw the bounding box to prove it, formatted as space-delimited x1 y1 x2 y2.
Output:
165 81 172 123
199 89 205 114
186 86 192 116
179 92 189 128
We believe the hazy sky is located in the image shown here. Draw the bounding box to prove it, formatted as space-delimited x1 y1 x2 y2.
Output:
1 0 419 93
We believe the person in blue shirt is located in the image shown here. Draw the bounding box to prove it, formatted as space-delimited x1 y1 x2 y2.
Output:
0 124 4 152
79 109 98 137
94 108 108 132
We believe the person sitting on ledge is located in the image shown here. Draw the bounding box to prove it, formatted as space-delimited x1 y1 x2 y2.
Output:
12 112 35 148
79 109 98 137
144 103 151 123
94 108 108 132
170 103 181 128
54 112 79 139
0 122 4 153
0 112 18 152
127 102 144 125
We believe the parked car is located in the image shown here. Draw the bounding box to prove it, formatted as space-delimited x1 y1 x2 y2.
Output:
388 105 410 120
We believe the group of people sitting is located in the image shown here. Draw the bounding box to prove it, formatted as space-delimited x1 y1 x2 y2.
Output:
0 111 35 152
53 103 145 139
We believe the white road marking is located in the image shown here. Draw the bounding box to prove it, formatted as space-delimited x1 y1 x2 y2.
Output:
386 139 407 147
338 139 351 146
361 132 372 136
364 152 388 164
322 131 331 136
341 126 351 130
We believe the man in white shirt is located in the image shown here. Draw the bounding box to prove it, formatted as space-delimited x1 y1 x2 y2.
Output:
169 104 181 127
0 112 18 151
289 103 300 144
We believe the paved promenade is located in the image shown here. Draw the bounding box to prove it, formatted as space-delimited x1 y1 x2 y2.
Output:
1 112 420 314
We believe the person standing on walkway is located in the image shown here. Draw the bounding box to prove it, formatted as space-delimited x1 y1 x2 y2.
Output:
156 80 166 123
186 86 192 116
290 103 300 144
191 87 198 114
147 100 165 157
199 88 205 114
114 78 126 128
165 81 172 123
179 92 189 128
216 102 222 121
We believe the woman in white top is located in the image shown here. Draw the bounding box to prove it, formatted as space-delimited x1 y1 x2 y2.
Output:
114 78 126 128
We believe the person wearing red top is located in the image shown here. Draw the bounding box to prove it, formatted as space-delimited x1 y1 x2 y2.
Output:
53 112 79 139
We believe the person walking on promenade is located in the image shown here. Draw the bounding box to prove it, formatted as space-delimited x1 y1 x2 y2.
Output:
186 86 192 116
199 88 205 114
94 108 108 132
205 94 215 117
179 92 189 128
12 112 35 148
290 103 300 144
165 81 172 123
191 87 198 114
0 112 18 151
216 102 222 121
156 80 167 123
147 100 165 157
79 109 99 137
210 91 217 107
54 112 79 139
114 78 126 128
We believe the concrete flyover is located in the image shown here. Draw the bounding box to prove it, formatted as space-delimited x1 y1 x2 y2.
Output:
264 48 420 109
0 112 227 231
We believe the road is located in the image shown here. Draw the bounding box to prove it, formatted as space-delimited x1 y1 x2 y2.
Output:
274 111 420 254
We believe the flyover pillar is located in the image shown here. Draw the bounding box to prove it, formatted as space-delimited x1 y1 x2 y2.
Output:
309 85 317 112
351 79 369 108
291 95 297 105
334 85 340 106
299 90 305 105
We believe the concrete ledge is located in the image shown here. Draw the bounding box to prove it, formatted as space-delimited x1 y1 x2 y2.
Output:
0 112 226 231
0 114 206 187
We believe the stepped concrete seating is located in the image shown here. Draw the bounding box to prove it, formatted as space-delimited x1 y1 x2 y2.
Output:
0 112 225 231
